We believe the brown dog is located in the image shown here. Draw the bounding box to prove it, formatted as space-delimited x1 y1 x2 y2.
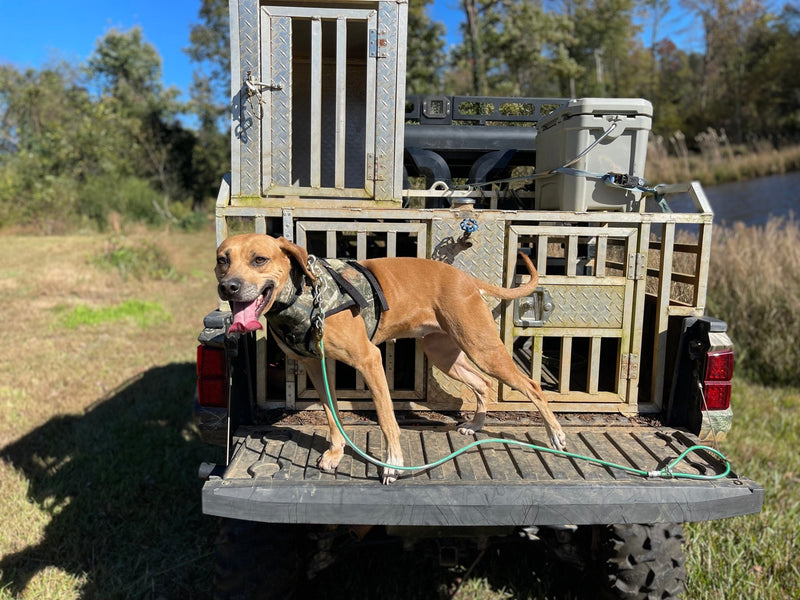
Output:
215 233 566 483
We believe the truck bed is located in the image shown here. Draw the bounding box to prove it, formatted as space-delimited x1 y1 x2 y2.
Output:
202 419 763 526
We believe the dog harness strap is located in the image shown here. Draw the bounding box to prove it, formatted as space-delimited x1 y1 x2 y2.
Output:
347 261 390 312
318 258 369 310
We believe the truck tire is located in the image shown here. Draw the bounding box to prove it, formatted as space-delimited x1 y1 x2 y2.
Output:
599 523 686 600
213 519 303 600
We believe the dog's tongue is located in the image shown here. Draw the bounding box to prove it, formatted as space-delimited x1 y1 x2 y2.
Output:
228 300 264 334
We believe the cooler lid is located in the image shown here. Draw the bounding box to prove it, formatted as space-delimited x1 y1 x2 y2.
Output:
538 97 653 129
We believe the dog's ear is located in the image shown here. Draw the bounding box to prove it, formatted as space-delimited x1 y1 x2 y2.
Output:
277 237 315 280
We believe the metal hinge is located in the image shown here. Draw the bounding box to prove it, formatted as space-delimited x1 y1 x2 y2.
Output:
627 252 646 280
366 153 387 181
621 353 640 380
369 29 389 58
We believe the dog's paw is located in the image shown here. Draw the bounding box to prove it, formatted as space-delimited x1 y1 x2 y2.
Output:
457 423 478 436
457 413 485 437
550 429 567 452
317 448 343 473
380 467 399 485
379 452 403 484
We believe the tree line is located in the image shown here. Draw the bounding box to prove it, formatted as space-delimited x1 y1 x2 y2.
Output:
1 0 798 230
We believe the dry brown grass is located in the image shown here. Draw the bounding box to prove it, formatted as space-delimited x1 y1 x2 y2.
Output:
707 217 800 385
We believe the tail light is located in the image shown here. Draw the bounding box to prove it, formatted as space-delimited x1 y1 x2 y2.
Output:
197 345 228 408
702 349 734 410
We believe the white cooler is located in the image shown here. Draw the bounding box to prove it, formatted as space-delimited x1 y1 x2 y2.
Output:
535 98 653 212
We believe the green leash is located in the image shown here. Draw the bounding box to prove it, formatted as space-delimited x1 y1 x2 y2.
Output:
317 339 732 481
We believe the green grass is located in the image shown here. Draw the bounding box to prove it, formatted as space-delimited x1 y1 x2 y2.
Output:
684 381 800 599
54 299 170 330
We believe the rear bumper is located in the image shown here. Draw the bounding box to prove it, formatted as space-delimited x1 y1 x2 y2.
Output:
201 423 763 526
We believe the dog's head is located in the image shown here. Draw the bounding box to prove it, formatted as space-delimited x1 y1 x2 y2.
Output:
215 233 313 334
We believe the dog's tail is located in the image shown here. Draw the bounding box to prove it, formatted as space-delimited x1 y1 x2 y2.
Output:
474 252 539 300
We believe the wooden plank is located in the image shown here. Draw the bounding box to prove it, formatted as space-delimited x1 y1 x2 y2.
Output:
695 221 712 309
566 235 578 277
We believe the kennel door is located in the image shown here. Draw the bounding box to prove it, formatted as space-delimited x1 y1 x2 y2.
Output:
504 225 640 412
258 2 406 201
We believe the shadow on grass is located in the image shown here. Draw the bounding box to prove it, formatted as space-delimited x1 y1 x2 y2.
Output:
0 364 221 599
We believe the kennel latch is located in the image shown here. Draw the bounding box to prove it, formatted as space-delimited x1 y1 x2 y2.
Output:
513 288 555 327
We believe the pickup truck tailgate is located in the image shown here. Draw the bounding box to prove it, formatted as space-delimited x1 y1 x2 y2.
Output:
202 423 763 526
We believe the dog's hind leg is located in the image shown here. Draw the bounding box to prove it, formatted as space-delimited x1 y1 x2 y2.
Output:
467 341 566 451
439 306 567 451
423 333 492 436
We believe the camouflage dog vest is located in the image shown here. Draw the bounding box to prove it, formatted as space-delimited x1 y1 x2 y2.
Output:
267 258 389 358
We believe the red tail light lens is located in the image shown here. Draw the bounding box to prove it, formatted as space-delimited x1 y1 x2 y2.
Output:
704 350 734 381
197 345 227 408
702 349 734 411
702 382 731 410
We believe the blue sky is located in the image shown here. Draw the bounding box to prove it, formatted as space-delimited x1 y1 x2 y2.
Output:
0 0 707 104
0 0 200 97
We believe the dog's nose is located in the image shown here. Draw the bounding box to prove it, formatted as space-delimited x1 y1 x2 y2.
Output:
218 279 242 299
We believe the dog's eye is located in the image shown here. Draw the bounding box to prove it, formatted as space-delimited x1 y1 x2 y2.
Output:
216 256 228 266
253 256 269 266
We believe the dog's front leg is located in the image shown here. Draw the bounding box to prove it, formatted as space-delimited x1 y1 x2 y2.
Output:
355 344 404 484
304 359 347 473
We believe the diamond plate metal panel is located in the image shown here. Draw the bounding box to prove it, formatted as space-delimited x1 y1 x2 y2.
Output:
238 0 261 196
428 216 506 407
373 1 399 200
270 15 292 188
543 286 625 328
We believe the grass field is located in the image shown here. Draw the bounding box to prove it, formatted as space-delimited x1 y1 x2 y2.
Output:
0 230 797 599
